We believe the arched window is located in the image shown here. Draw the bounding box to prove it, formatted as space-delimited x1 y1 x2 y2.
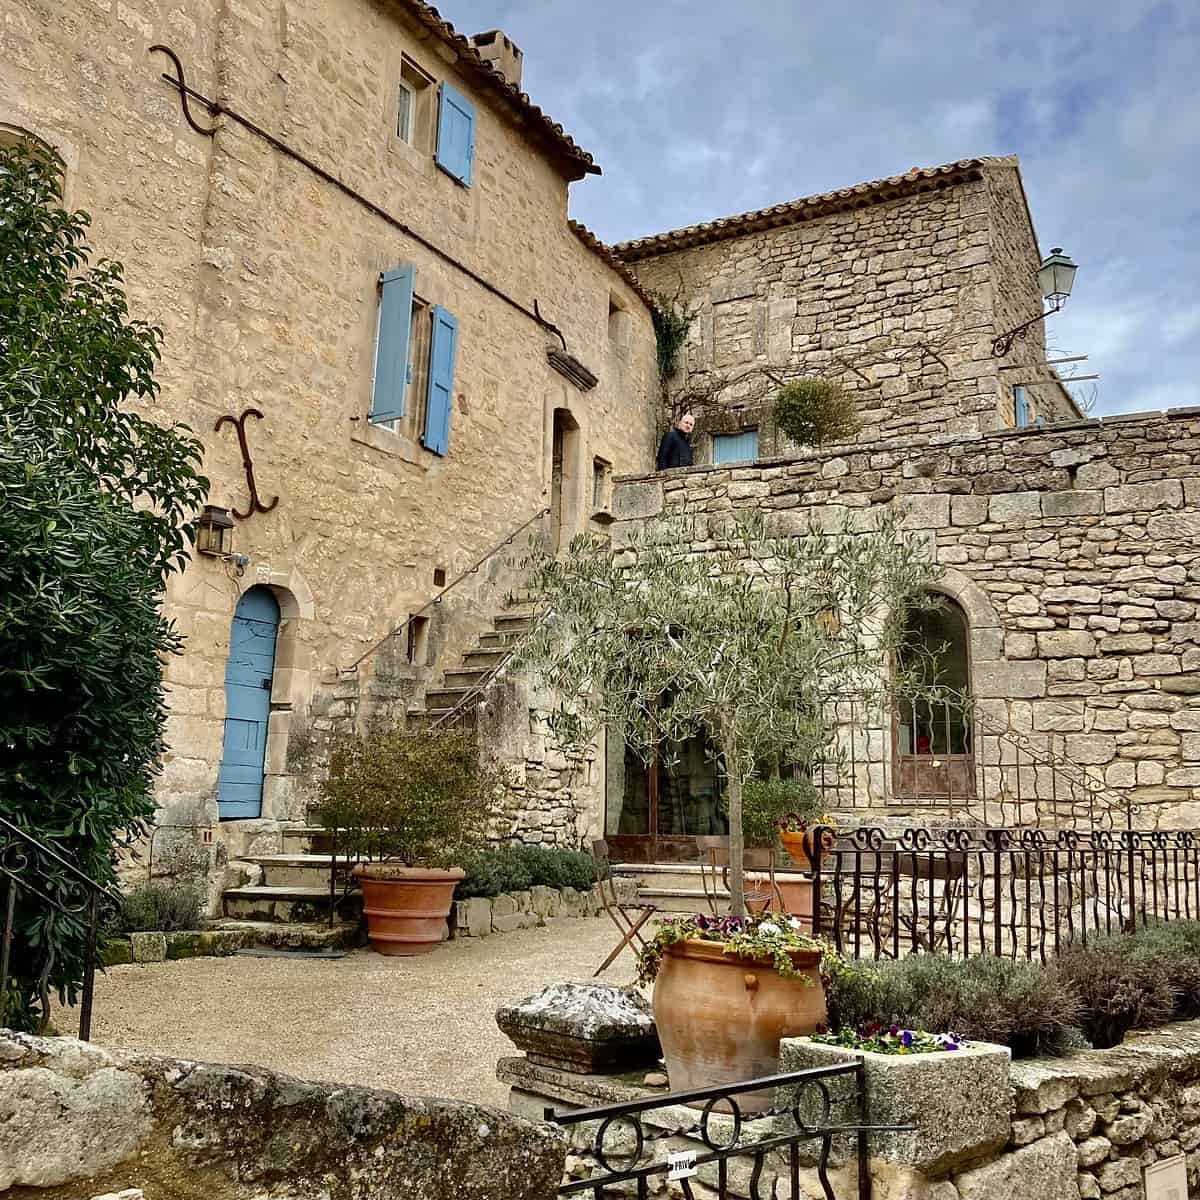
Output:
893 594 975 801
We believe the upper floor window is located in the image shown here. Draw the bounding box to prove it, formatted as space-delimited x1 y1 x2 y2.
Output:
369 265 459 457
1013 385 1029 428
397 56 435 152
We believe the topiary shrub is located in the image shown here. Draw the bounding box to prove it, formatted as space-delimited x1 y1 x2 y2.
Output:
1052 935 1177 1049
740 777 824 848
773 377 861 448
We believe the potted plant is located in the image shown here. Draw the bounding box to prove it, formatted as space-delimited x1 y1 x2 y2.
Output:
777 812 838 874
312 725 508 955
637 913 831 1108
740 777 829 918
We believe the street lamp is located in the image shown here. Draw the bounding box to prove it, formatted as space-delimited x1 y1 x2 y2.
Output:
992 246 1079 357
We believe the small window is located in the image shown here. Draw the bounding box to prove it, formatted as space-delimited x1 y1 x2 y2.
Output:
1013 385 1029 428
607 295 628 349
397 56 434 151
401 296 432 443
712 429 759 465
592 457 613 511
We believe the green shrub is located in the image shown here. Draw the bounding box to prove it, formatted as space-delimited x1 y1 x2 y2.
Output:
1128 921 1200 1021
454 845 597 899
112 883 204 933
740 777 824 848
1053 935 1177 1048
773 378 861 448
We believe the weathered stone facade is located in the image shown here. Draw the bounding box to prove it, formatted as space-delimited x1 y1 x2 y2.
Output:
611 409 1200 826
618 158 1077 459
1 0 657 859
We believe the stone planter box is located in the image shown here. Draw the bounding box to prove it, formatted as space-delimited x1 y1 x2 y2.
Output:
780 1036 1012 1176
450 880 637 939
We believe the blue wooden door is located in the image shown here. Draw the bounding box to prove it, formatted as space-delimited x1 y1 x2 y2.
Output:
217 587 280 819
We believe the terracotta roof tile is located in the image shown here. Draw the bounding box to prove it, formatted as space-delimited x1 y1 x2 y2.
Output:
400 2 600 180
612 156 1016 261
569 220 654 311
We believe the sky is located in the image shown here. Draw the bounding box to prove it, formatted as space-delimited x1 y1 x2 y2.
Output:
446 0 1200 416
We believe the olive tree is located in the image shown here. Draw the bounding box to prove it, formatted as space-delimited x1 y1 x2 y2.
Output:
513 508 939 914
0 140 207 1029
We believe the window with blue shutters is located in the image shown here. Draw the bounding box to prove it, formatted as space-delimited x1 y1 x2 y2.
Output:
1013 385 1029 428
712 429 759 464
435 81 476 186
422 305 458 456
369 266 415 424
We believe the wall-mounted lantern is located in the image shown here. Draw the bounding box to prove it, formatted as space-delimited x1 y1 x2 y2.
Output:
196 505 234 556
992 246 1080 357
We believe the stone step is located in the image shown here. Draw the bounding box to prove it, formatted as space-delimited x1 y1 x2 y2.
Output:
493 613 534 633
462 647 511 671
425 686 475 711
405 708 476 731
244 853 355 889
443 668 491 690
210 919 363 951
278 825 338 854
222 884 362 924
636 886 721 913
615 863 814 894
476 629 527 649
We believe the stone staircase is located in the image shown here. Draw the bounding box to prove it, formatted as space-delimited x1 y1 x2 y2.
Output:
215 606 539 943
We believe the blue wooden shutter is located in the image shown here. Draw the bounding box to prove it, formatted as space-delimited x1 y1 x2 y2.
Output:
1013 385 1028 428
422 305 458 456
435 82 476 186
369 265 414 423
712 429 760 464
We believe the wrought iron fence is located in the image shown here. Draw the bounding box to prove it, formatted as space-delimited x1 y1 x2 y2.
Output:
808 824 1200 962
545 1062 908 1200
0 814 123 1039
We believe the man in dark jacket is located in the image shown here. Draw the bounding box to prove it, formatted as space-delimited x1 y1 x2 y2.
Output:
656 412 695 470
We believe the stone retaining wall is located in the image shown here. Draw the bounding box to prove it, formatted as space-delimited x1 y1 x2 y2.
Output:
1 1030 566 1200
612 409 1200 825
451 879 637 939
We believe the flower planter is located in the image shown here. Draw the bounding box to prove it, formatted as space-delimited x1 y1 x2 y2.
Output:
778 828 831 873
652 937 826 1110
353 863 465 956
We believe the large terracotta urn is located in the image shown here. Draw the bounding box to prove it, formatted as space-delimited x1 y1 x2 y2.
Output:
652 939 826 1110
768 876 815 930
353 863 464 955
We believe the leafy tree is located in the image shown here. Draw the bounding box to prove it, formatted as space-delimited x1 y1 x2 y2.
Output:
773 377 862 448
513 509 939 914
0 140 207 1029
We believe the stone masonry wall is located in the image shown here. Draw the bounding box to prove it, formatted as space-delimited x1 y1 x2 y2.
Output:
625 159 1075 459
0 1029 566 1200
0 0 659 858
611 409 1200 826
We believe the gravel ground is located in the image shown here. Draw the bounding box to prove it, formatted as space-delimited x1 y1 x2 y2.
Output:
86 918 641 1109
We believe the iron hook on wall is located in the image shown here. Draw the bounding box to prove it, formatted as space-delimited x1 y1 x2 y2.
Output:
149 44 218 137
214 408 279 519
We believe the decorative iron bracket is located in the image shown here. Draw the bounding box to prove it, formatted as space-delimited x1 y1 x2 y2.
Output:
214 408 278 519
991 299 1064 357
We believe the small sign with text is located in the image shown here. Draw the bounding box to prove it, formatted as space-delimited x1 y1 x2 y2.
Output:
667 1149 697 1181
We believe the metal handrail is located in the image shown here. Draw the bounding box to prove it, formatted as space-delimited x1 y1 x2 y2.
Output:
344 505 550 671
0 813 125 1040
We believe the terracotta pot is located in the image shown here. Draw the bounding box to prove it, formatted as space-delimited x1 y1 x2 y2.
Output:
767 876 815 930
353 863 464 956
652 938 826 1110
779 828 832 873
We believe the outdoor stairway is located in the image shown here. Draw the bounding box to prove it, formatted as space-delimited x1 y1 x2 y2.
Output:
613 862 814 914
215 605 539 939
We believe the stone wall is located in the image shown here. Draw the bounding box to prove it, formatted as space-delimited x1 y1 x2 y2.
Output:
0 1029 566 1200
622 158 1075 457
611 409 1200 826
0 0 658 858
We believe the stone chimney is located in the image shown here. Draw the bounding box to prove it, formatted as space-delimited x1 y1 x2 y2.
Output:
469 29 523 89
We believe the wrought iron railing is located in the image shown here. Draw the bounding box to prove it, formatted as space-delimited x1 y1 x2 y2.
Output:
808 824 1200 962
0 814 124 1039
812 691 1136 830
545 1062 908 1200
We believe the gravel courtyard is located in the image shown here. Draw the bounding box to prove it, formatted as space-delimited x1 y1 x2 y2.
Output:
87 918 639 1109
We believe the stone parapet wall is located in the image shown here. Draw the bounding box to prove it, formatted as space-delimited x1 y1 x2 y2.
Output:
0 1030 566 1200
612 409 1200 825
451 878 637 938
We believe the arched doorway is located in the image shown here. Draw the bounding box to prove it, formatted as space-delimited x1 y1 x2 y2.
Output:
893 595 975 802
217 587 281 819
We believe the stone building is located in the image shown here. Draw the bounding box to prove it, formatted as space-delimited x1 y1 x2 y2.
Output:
618 157 1078 463
0 0 657 871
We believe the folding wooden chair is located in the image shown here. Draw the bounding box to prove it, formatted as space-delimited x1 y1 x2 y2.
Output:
696 836 781 916
591 839 658 976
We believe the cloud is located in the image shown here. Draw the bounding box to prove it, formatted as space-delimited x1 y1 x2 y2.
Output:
447 0 1199 416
